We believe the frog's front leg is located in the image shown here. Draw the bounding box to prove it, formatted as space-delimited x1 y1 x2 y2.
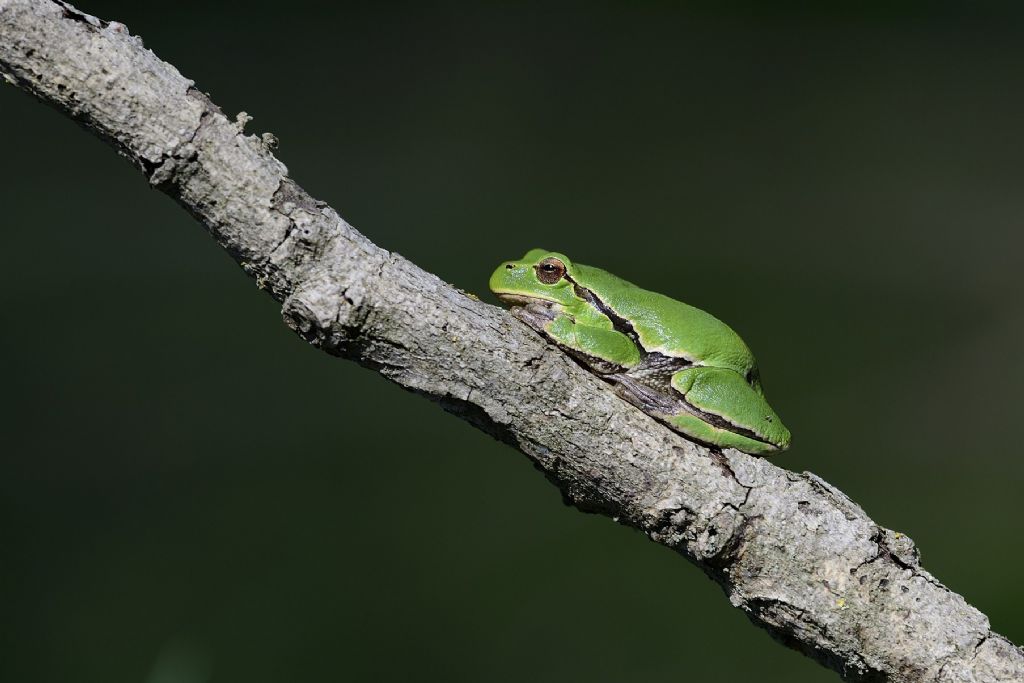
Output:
539 314 641 374
667 366 791 455
510 302 561 334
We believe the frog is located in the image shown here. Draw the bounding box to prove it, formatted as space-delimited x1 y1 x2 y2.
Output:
489 249 791 455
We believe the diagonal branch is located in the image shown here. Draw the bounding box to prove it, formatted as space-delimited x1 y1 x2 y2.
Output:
1 1 1021 680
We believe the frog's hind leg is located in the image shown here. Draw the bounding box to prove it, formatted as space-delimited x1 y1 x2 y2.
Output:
664 412 779 456
668 366 791 455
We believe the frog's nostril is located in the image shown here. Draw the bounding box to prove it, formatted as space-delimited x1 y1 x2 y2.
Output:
505 263 516 270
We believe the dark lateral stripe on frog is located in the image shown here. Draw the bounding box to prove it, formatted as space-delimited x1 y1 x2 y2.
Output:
567 274 764 396
566 276 645 351
563 273 773 447
675 394 774 445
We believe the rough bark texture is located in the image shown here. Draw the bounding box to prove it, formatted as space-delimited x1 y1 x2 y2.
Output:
2 2 1021 680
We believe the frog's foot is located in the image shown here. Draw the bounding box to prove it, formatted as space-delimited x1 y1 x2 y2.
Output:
610 373 776 455
669 366 791 455
510 302 560 334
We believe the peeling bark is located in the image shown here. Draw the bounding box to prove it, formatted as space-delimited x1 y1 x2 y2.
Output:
1 1 1021 680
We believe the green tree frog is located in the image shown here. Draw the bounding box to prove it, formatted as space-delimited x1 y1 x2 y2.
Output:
489 250 791 455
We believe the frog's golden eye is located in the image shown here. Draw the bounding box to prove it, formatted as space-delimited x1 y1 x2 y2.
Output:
536 258 566 284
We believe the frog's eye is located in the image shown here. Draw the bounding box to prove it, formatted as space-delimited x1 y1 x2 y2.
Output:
536 258 566 284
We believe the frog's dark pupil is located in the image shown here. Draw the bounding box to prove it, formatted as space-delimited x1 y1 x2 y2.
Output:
536 259 564 284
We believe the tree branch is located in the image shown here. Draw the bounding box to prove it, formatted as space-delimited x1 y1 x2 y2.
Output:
2 1 1021 680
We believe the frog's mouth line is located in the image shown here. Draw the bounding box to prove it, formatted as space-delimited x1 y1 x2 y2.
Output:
495 292 558 307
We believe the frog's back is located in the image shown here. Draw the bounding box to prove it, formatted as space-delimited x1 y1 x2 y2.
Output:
573 263 756 374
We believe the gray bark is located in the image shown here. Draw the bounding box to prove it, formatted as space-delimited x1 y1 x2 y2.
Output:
1 1 1021 680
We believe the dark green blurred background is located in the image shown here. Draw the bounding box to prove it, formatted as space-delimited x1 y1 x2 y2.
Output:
2 2 1023 681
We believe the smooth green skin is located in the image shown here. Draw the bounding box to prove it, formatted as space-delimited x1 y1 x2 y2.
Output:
489 249 791 455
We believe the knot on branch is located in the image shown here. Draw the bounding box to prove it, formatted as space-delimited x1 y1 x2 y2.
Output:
281 274 361 353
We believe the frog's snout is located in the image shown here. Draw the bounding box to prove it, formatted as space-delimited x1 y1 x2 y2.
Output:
505 263 517 270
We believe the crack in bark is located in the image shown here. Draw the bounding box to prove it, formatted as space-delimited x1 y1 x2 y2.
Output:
146 88 213 186
52 0 107 29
